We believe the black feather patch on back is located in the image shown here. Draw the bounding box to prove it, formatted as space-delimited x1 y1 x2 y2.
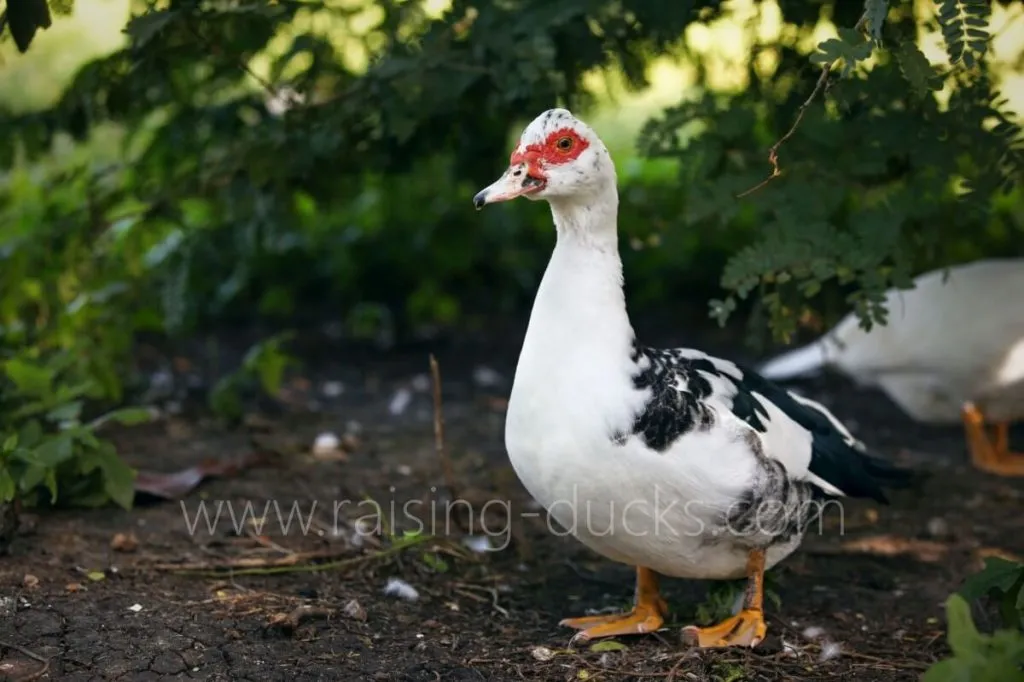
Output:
626 343 910 504
627 345 717 452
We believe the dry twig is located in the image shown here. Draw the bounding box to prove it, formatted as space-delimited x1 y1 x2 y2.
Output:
737 64 833 198
265 605 335 635
0 638 50 682
147 532 434 576
429 354 460 503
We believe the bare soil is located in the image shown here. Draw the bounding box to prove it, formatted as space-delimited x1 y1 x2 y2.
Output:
2 320 1023 681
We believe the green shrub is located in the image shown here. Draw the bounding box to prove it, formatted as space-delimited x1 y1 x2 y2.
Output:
923 558 1024 682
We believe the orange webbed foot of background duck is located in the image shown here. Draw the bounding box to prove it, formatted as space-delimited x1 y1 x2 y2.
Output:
962 403 1024 477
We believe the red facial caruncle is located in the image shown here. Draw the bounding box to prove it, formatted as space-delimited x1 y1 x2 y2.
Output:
509 127 591 180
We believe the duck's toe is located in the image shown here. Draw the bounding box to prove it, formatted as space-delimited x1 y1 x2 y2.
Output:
962 404 1024 477
681 608 767 648
562 603 665 642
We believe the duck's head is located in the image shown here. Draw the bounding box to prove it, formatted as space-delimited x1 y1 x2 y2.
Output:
473 108 616 209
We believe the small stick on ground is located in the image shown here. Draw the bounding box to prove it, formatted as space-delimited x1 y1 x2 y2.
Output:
265 605 335 635
429 354 461 504
0 638 50 682
147 533 435 576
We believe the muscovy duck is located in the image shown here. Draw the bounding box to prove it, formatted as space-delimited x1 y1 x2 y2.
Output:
472 108 910 648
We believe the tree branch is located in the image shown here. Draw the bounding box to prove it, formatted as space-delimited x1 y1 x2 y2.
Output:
737 64 833 198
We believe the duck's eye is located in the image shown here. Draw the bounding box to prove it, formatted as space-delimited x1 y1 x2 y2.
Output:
555 137 574 152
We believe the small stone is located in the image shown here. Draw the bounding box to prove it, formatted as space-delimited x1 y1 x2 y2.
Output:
802 625 825 640
312 432 341 456
341 433 361 451
321 381 344 398
531 646 556 662
462 535 491 553
343 599 367 621
22 574 39 590
111 532 138 552
472 366 502 387
926 517 950 538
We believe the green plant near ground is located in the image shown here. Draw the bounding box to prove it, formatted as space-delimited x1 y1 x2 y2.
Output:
960 556 1024 631
0 160 153 509
692 572 782 626
922 557 1024 681
0 356 151 509
207 332 298 421
0 156 297 512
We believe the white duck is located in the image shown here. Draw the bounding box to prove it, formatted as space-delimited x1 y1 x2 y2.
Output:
758 259 1024 478
473 109 909 648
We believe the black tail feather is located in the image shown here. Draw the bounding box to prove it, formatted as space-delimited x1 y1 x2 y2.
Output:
859 451 925 502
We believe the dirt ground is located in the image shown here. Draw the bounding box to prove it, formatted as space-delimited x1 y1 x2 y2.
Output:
2 318 1023 681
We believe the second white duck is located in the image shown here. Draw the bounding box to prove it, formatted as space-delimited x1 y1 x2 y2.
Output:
759 259 1024 477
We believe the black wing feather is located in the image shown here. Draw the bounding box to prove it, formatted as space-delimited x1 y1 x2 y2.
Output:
728 361 913 503
628 343 912 504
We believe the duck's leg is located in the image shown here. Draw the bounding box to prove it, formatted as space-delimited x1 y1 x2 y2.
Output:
681 548 767 648
962 402 1024 477
560 566 667 641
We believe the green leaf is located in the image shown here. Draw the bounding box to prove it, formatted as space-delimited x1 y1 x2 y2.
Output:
589 640 628 652
43 468 58 503
33 433 75 467
921 657 970 682
18 464 48 494
46 401 84 423
0 468 16 502
242 334 295 397
895 40 943 97
94 445 136 510
3 358 55 398
934 0 991 66
944 594 984 657
208 376 244 420
17 420 43 449
92 407 155 429
124 10 179 49
960 557 1024 600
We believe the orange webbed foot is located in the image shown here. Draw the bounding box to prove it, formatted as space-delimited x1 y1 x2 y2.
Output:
962 403 1024 477
681 607 767 648
681 549 769 649
561 567 667 642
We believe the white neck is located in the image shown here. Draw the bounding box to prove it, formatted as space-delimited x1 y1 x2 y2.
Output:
510 182 640 413
541 187 631 341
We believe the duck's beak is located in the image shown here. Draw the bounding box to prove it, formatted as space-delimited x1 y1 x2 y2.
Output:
473 162 546 209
